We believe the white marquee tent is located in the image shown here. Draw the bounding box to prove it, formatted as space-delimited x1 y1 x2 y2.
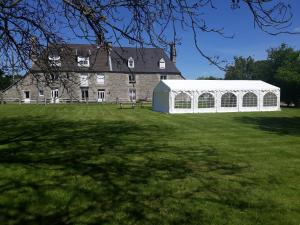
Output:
152 80 280 113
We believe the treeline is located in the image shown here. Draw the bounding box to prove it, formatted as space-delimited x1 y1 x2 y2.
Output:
225 44 300 107
0 70 22 91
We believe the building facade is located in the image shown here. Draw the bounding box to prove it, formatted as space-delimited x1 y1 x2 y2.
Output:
1 44 183 103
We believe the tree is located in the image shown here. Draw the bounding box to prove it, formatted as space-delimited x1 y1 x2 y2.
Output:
275 62 300 107
0 0 298 79
225 44 300 106
0 70 10 90
225 56 255 80
0 70 22 91
196 75 221 80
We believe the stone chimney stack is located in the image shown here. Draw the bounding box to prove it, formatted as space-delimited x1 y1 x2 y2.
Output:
170 42 176 64
106 42 113 71
30 37 38 62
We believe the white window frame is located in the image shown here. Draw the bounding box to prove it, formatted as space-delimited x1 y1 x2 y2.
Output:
160 75 167 80
80 74 89 87
129 74 136 83
78 56 90 67
129 88 136 102
128 57 134 68
39 89 44 96
159 58 166 69
96 74 105 84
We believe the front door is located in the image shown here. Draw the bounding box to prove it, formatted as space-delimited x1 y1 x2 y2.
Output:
81 89 89 102
97 89 105 102
51 89 59 103
23 91 30 103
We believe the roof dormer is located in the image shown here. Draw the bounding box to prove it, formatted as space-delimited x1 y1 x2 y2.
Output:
159 58 165 69
128 57 134 69
48 55 61 67
78 56 90 67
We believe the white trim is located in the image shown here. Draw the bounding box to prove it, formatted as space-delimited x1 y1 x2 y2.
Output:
128 57 134 68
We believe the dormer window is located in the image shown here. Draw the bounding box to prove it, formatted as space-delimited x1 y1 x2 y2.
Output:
159 58 165 69
48 56 61 67
128 57 134 69
78 56 90 67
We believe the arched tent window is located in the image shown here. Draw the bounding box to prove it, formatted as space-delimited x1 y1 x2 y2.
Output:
159 58 165 69
198 93 214 108
243 92 257 107
174 92 191 109
221 92 237 107
263 92 277 106
128 57 134 68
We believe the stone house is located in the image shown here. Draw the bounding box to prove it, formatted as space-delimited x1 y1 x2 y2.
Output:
1 43 183 103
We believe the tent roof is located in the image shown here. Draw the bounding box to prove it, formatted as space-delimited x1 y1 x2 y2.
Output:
161 80 279 91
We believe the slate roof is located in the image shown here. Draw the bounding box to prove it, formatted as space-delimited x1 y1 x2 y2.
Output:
31 44 181 75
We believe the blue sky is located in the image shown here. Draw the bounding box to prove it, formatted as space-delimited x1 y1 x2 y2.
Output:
175 1 300 79
64 1 300 80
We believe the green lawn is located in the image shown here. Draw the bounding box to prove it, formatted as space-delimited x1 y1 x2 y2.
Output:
0 104 299 225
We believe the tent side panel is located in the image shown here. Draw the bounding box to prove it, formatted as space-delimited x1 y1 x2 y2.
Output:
152 91 170 113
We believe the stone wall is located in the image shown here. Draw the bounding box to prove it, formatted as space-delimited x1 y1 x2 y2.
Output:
2 72 183 103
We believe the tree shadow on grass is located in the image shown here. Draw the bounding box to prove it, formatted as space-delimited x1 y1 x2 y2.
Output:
0 116 289 225
235 116 300 136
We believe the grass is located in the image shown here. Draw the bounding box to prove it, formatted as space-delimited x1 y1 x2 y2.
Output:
0 104 299 225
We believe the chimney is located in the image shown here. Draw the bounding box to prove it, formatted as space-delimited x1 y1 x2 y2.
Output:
106 42 113 71
170 42 176 64
96 33 104 48
30 37 38 62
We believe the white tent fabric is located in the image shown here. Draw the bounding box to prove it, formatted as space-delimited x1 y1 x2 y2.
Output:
152 80 280 113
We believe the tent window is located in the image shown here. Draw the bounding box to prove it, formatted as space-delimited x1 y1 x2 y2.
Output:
263 92 277 106
198 93 214 108
174 92 191 109
243 92 257 107
221 92 237 107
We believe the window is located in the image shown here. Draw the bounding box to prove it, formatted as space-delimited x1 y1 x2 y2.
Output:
174 92 191 109
263 92 277 107
39 89 44 96
80 74 88 86
81 89 89 101
128 57 134 68
221 92 237 107
24 91 30 99
129 74 136 83
48 55 61 67
78 56 90 67
243 92 257 107
51 89 59 98
159 58 166 69
51 73 59 81
160 75 167 80
96 74 105 84
129 89 136 102
198 93 215 108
